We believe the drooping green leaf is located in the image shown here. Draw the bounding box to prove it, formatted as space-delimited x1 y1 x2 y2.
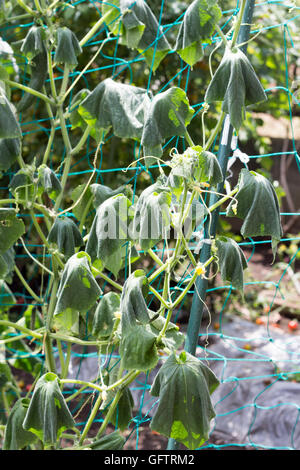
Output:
150 351 219 450
69 88 103 142
0 247 15 281
226 169 283 257
205 46 267 130
0 208 25 254
132 181 171 251
119 270 159 371
23 373 76 445
90 183 131 209
20 25 45 60
53 252 102 333
99 242 140 279
37 164 62 199
120 269 150 327
0 137 20 172
3 398 38 450
9 166 36 206
175 0 222 67
215 236 247 292
54 27 82 68
141 87 194 158
91 430 125 450
47 217 83 259
17 29 48 112
102 0 171 71
92 291 120 338
0 91 22 138
80 78 151 141
86 194 133 269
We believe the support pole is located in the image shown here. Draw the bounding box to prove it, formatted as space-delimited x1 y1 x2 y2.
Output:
167 0 256 451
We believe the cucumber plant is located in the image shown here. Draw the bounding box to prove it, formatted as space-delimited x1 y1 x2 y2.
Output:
0 0 283 451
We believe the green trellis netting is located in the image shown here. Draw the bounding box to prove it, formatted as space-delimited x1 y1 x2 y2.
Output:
0 0 300 451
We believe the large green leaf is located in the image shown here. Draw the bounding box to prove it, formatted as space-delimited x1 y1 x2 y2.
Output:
205 46 267 130
0 208 25 254
149 311 184 351
86 194 133 269
150 351 219 450
0 137 20 172
69 88 103 142
80 78 151 141
23 373 76 445
47 217 83 259
90 183 131 209
215 236 247 292
175 0 222 67
54 27 82 68
141 87 194 157
3 398 38 450
53 252 102 332
119 270 159 371
226 169 283 257
102 0 171 71
92 291 120 338
132 181 171 251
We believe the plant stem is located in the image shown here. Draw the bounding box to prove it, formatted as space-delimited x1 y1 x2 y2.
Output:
208 186 238 213
79 392 103 445
204 111 226 151
47 49 57 99
70 125 91 156
231 0 247 48
0 320 43 339
4 79 54 105
15 0 37 16
79 9 113 47
215 24 228 47
14 265 42 303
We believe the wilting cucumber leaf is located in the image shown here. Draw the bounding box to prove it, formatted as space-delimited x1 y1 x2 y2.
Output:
169 146 223 186
53 252 101 332
120 269 150 326
141 87 194 158
0 209 25 254
150 351 219 450
48 217 83 259
90 183 131 209
99 242 140 279
91 430 125 450
215 236 247 292
0 91 22 138
37 164 62 200
71 183 93 226
132 181 171 251
0 137 20 172
86 194 133 269
175 0 222 67
92 291 120 338
226 169 283 257
54 27 82 68
80 78 151 141
3 398 38 450
102 0 171 71
23 373 76 445
0 247 15 281
20 25 45 60
205 46 267 130
9 165 36 205
119 270 159 371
